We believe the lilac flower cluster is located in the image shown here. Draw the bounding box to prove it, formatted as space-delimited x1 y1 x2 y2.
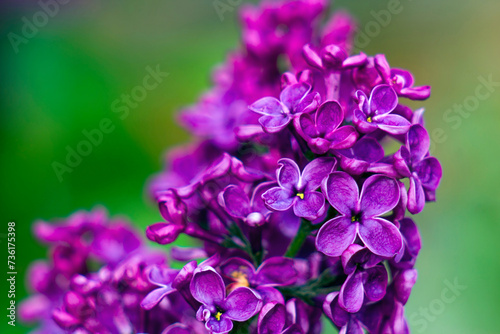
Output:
22 0 441 333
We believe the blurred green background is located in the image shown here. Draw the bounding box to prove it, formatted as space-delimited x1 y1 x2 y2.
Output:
1 0 499 333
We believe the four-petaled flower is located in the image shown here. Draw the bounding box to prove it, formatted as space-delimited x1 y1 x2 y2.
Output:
338 244 388 313
221 257 297 304
393 124 442 214
316 172 403 257
262 158 337 220
250 82 320 133
190 266 262 333
353 84 411 135
295 101 358 154
218 182 274 227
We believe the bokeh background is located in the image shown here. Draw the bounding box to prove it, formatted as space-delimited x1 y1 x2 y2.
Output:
1 0 499 333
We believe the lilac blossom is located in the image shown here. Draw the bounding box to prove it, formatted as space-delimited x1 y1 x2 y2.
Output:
353 84 411 135
221 257 297 304
394 124 442 214
316 172 403 257
250 82 320 133
338 244 388 313
262 158 336 220
294 100 358 154
190 267 262 333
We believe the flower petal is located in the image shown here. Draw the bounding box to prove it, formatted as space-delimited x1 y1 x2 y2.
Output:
141 287 174 310
358 218 402 257
359 175 400 218
363 265 388 302
374 114 411 135
250 97 286 116
190 267 225 306
302 157 337 192
326 126 359 150
407 124 429 164
415 157 442 191
316 217 358 257
206 314 233 334
258 302 286 334
262 187 295 211
322 171 359 215
256 257 297 286
369 84 398 115
277 158 301 189
259 115 291 133
219 185 251 219
407 176 425 214
293 191 326 220
339 272 364 313
280 83 310 111
224 287 262 321
316 101 343 135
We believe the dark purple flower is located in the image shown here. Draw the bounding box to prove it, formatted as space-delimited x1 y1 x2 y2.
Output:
258 302 304 334
338 244 388 313
218 182 274 227
394 124 442 214
250 82 320 133
353 84 411 135
323 292 365 334
294 101 358 154
141 265 180 310
335 137 385 175
190 267 262 333
262 157 336 220
374 54 431 100
316 172 403 257
221 257 297 304
392 218 421 269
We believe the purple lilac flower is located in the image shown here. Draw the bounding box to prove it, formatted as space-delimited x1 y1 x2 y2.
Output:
258 302 304 334
262 157 336 220
218 182 274 227
394 124 443 214
221 257 297 304
294 100 358 154
374 54 431 100
338 244 388 313
250 82 320 133
316 172 403 257
190 266 262 333
353 84 411 135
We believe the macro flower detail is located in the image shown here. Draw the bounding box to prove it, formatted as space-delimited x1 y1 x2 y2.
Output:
218 182 273 227
221 257 297 304
262 157 337 220
316 172 403 257
294 100 358 154
353 84 411 135
394 124 443 214
250 82 320 133
374 54 431 101
338 244 388 313
190 266 262 333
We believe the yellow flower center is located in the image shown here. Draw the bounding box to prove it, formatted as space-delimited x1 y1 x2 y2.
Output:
296 192 305 200
367 116 372 123
230 271 249 288
215 311 223 321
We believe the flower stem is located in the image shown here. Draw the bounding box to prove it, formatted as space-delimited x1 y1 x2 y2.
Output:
285 219 314 258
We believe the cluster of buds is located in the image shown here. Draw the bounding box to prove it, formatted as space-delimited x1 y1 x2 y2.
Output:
22 0 441 333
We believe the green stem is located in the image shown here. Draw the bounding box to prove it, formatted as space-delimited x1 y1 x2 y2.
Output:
285 219 314 258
